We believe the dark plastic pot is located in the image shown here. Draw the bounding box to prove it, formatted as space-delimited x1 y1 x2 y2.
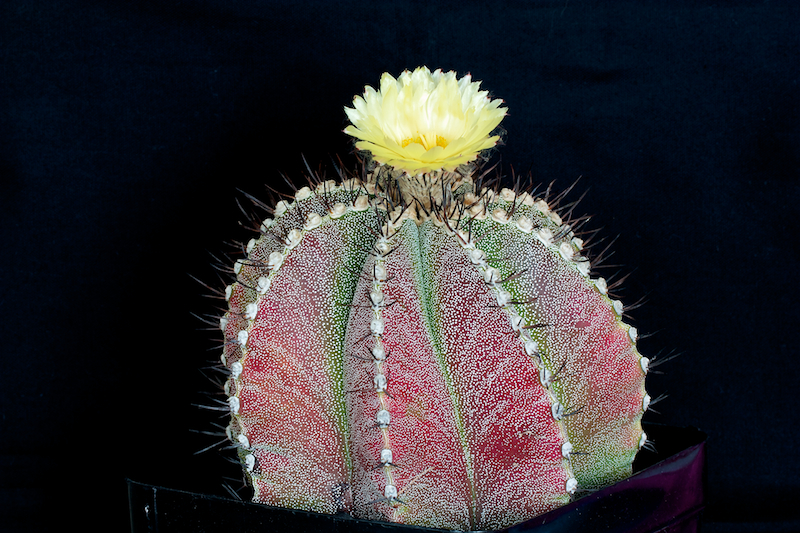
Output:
128 423 705 533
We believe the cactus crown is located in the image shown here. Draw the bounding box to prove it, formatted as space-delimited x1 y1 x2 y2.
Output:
208 68 650 531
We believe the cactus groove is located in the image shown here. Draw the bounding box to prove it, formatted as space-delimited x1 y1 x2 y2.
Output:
216 169 649 530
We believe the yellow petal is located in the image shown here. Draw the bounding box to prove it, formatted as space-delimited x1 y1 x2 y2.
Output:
344 67 506 175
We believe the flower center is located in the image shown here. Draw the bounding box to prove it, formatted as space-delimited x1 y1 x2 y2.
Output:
401 134 449 150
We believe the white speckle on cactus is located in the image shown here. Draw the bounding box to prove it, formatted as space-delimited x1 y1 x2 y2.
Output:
551 402 565 421
640 356 650 375
638 432 648 449
384 484 398 500
628 326 638 343
228 396 240 415
642 394 651 411
535 227 554 246
246 238 257 254
612 299 624 316
468 248 486 265
260 217 274 232
484 267 501 285
219 316 228 331
372 343 386 360
295 186 312 201
380 448 393 464
572 237 584 250
561 442 573 458
223 378 231 396
304 212 323 230
256 276 271 295
237 330 248 346
225 424 233 442
224 285 233 301
374 373 388 392
286 229 303 249
525 339 539 357
565 478 578 494
376 409 391 428
549 210 563 225
354 195 370 211
370 318 385 335
595 277 608 295
237 433 250 449
516 215 533 233
245 303 258 320
539 367 552 387
274 200 290 217
268 251 284 270
331 203 347 218
577 259 591 276
370 288 385 307
244 453 256 472
491 209 510 224
231 361 243 379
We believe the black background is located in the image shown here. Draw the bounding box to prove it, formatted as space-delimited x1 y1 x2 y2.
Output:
1 1 798 532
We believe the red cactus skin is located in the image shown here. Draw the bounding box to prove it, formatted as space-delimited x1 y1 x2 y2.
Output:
218 171 649 530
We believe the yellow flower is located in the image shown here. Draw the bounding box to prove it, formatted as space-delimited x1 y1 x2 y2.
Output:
344 67 507 175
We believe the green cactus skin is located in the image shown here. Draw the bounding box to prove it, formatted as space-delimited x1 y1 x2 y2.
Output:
218 169 649 531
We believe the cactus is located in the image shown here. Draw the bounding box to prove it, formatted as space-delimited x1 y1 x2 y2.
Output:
213 68 649 531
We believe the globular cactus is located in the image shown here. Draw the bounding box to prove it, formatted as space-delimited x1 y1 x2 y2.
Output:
213 67 650 531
